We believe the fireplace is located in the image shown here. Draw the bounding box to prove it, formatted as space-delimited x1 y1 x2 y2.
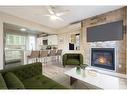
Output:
91 48 115 70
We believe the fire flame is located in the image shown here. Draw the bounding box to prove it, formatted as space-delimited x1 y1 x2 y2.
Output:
98 56 106 64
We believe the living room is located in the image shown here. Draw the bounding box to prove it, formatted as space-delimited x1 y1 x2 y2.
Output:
1 4 127 92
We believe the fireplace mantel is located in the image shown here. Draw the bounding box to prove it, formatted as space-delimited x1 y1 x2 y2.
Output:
89 66 127 79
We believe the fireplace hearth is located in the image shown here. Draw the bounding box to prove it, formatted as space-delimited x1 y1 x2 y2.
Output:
91 48 115 70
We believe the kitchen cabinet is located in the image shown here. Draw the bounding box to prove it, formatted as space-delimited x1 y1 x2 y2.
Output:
48 35 58 45
37 37 48 45
37 35 58 46
37 37 43 45
37 37 43 50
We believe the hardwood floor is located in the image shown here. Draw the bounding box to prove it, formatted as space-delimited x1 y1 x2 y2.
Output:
42 62 94 89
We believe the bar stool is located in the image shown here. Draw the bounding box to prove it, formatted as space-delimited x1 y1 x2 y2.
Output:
39 51 48 64
48 49 57 63
27 51 40 63
55 49 62 63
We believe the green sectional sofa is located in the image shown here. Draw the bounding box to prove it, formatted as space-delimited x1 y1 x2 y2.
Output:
0 62 66 89
63 53 83 67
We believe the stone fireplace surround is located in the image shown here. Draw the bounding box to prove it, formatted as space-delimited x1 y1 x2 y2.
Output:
85 41 118 72
83 41 127 79
81 7 127 74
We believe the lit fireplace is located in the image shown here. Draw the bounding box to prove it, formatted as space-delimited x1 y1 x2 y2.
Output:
98 55 106 64
91 48 115 70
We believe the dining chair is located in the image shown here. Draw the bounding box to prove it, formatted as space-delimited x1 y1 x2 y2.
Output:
55 49 62 63
39 51 49 64
48 49 57 63
27 51 40 63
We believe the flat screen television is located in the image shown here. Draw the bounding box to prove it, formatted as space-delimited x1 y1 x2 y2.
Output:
69 43 74 50
87 20 123 42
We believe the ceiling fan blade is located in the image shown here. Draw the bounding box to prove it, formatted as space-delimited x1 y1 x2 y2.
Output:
56 10 70 16
56 16 64 21
46 6 54 15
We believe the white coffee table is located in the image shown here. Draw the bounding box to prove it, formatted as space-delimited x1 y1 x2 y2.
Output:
64 67 127 89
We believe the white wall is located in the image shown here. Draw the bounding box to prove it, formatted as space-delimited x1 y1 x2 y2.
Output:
57 23 82 55
0 11 57 70
0 22 3 69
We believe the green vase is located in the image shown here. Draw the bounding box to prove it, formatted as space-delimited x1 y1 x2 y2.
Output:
76 66 81 74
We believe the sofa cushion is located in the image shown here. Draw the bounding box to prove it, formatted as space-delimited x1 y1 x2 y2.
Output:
0 73 7 89
63 53 83 66
22 75 66 89
4 72 25 89
66 59 80 65
67 54 79 59
0 63 42 81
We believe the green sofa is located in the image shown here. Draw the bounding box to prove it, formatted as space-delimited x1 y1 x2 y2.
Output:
63 53 83 67
0 62 66 89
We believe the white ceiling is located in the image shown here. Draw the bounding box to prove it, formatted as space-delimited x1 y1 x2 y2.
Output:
0 6 123 29
4 23 43 34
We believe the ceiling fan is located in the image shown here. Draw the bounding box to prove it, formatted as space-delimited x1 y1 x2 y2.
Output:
43 6 70 21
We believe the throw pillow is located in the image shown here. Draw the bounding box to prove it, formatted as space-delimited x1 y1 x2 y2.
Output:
0 73 7 89
4 72 25 89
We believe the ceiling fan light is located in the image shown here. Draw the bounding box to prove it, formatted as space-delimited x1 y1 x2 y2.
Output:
50 15 58 20
56 13 60 16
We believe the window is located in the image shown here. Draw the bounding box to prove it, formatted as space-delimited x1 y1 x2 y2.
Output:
6 35 14 45
15 36 20 45
70 33 80 50
6 34 26 45
21 36 25 45
75 34 80 50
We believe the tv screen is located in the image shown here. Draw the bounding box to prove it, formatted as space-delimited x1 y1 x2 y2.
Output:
87 20 123 42
69 43 74 50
